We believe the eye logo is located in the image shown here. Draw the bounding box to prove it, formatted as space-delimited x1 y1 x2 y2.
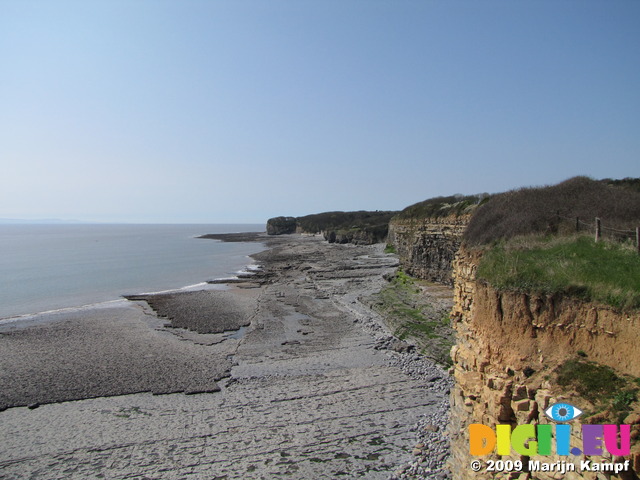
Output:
545 402 583 422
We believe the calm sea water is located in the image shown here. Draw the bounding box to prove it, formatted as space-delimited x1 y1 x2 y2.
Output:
0 224 265 319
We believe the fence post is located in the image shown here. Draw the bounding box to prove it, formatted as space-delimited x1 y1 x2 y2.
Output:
595 218 601 242
576 217 580 232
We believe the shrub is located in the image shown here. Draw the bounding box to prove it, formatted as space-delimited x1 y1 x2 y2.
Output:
555 358 638 419
384 244 397 254
556 359 624 403
601 177 640 193
296 210 398 234
395 193 490 220
464 176 640 246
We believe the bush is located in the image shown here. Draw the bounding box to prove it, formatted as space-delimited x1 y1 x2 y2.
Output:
395 193 490 220
384 244 397 254
555 358 638 418
296 210 398 234
464 176 640 246
601 177 640 193
556 359 624 403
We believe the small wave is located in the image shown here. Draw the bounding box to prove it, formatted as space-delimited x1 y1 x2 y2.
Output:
234 263 262 276
136 282 212 295
235 270 256 276
0 299 128 326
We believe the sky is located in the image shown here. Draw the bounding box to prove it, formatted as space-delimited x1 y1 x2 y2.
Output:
1 0 638 224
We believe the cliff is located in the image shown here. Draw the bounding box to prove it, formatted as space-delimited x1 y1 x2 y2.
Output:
266 216 297 235
265 178 640 480
387 194 487 285
447 248 640 480
388 213 471 286
446 178 640 479
266 210 397 245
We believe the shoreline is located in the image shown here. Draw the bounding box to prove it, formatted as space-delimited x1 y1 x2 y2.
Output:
0 233 452 479
0 255 266 326
0 224 266 321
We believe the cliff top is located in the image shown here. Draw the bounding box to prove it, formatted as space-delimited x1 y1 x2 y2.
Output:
266 210 398 244
467 176 640 310
464 176 640 246
295 210 398 233
393 194 489 221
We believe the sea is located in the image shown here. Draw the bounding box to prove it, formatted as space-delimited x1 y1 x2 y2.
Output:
0 224 266 321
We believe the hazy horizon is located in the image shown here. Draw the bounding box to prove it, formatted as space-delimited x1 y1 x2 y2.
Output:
2 1 638 223
0 218 267 226
1 173 637 225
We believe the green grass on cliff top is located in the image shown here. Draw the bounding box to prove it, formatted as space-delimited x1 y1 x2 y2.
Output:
477 235 640 310
395 194 489 220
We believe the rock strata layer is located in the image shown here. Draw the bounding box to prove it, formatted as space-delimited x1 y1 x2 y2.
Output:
387 213 471 285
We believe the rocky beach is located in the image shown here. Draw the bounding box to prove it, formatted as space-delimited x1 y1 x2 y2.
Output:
0 233 452 479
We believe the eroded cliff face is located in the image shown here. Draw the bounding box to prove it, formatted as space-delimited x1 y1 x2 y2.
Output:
387 213 472 285
322 226 388 245
266 212 394 245
448 247 640 480
266 216 297 235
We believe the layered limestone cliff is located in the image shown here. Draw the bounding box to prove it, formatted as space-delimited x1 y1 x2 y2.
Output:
266 211 396 245
387 213 472 285
448 247 640 480
266 216 297 235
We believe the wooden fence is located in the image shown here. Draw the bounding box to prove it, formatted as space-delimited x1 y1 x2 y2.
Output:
556 212 640 254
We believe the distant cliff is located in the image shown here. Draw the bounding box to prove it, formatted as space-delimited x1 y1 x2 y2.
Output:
387 194 488 285
266 216 297 235
266 210 397 245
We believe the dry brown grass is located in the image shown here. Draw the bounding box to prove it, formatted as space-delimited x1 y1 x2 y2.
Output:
463 176 640 246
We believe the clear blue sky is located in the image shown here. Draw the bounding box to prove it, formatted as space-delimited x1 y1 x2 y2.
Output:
1 0 638 223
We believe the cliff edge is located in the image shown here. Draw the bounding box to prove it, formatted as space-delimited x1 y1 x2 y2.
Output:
448 246 640 480
447 178 640 480
388 194 488 285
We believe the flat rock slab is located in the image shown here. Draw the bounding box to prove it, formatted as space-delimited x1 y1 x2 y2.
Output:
129 289 258 334
0 366 440 479
0 302 239 410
